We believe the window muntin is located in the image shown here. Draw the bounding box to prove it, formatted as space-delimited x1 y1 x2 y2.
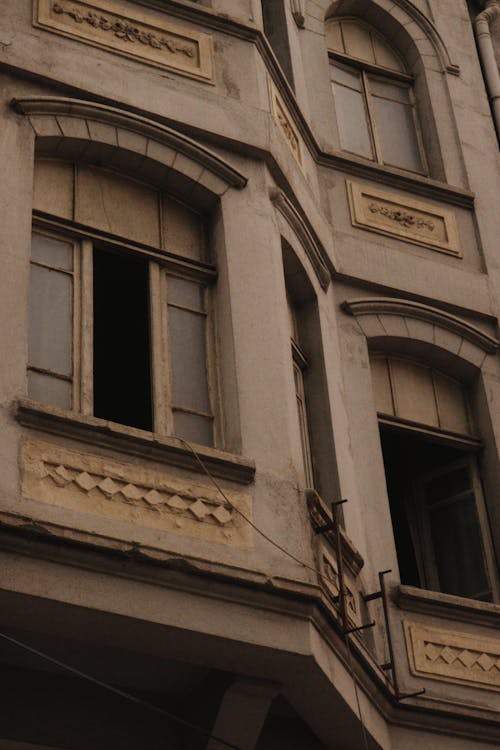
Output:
29 160 216 448
327 18 426 174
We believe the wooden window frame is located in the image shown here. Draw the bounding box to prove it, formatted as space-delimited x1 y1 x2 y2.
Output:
414 454 496 601
30 215 219 448
329 52 428 175
288 293 314 489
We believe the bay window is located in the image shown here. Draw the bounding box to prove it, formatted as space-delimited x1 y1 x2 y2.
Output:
28 159 216 447
371 354 497 601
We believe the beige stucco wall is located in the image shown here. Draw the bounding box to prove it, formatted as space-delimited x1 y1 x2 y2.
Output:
0 1 499 748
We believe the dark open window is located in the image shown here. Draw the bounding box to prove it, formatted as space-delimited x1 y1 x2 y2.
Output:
93 247 153 432
372 354 495 601
262 0 295 88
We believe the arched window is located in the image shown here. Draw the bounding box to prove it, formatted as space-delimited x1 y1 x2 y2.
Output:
282 242 337 500
28 158 216 447
371 354 496 601
326 18 426 174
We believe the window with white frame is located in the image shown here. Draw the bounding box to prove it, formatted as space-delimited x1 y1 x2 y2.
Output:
287 293 314 489
371 354 497 601
28 159 216 447
326 18 426 174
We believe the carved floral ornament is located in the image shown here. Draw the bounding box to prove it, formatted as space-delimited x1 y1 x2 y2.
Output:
346 181 461 256
368 202 436 232
51 1 195 57
35 0 214 82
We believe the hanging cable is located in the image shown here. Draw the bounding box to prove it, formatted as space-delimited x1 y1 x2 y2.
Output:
0 630 241 750
176 437 343 588
177 437 372 750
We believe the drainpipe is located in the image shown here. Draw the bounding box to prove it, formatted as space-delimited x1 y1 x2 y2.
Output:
474 0 500 144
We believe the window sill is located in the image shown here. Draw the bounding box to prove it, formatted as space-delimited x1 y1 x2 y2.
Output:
318 150 475 209
17 399 255 485
396 584 500 629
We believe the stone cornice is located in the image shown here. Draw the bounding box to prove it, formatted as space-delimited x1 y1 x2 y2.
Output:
8 10 476 211
342 298 499 353
318 152 474 209
397 585 500 630
1 519 500 742
12 96 248 190
270 188 331 290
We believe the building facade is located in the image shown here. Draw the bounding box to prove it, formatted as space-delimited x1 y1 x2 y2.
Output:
0 1 499 748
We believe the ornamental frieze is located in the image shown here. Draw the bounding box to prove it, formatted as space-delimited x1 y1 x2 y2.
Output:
347 181 461 256
35 0 214 82
22 439 252 547
405 621 500 692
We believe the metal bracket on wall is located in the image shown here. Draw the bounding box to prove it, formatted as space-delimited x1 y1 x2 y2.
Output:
363 570 425 702
315 499 375 637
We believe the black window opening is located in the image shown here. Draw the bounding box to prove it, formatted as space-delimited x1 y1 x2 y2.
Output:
380 427 492 601
262 0 295 88
93 247 153 432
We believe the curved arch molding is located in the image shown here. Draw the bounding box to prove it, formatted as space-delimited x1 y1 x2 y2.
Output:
342 298 499 364
270 188 331 290
324 0 460 75
12 96 247 195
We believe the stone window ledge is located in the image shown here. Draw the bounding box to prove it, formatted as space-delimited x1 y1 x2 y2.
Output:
396 585 500 629
17 399 255 485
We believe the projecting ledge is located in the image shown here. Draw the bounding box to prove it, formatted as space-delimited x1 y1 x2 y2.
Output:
396 585 500 630
16 399 255 485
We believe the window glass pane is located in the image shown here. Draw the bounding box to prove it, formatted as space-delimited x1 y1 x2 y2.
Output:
174 411 213 446
28 371 71 409
33 160 74 220
325 20 344 53
168 277 204 311
168 306 210 413
342 20 376 64
369 78 410 104
332 82 373 159
429 496 489 598
29 264 72 376
162 196 204 261
372 35 405 72
370 357 394 415
31 233 73 271
330 64 362 90
434 372 470 435
390 359 438 427
76 166 160 248
425 467 470 505
371 96 423 172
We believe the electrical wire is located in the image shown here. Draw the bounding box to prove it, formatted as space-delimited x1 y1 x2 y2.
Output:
177 437 371 750
0 437 373 750
0 630 241 750
176 437 342 588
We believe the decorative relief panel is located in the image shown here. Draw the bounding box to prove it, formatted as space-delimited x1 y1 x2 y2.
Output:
346 181 461 256
35 0 214 83
269 80 303 168
22 440 252 548
405 622 500 692
320 548 360 627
